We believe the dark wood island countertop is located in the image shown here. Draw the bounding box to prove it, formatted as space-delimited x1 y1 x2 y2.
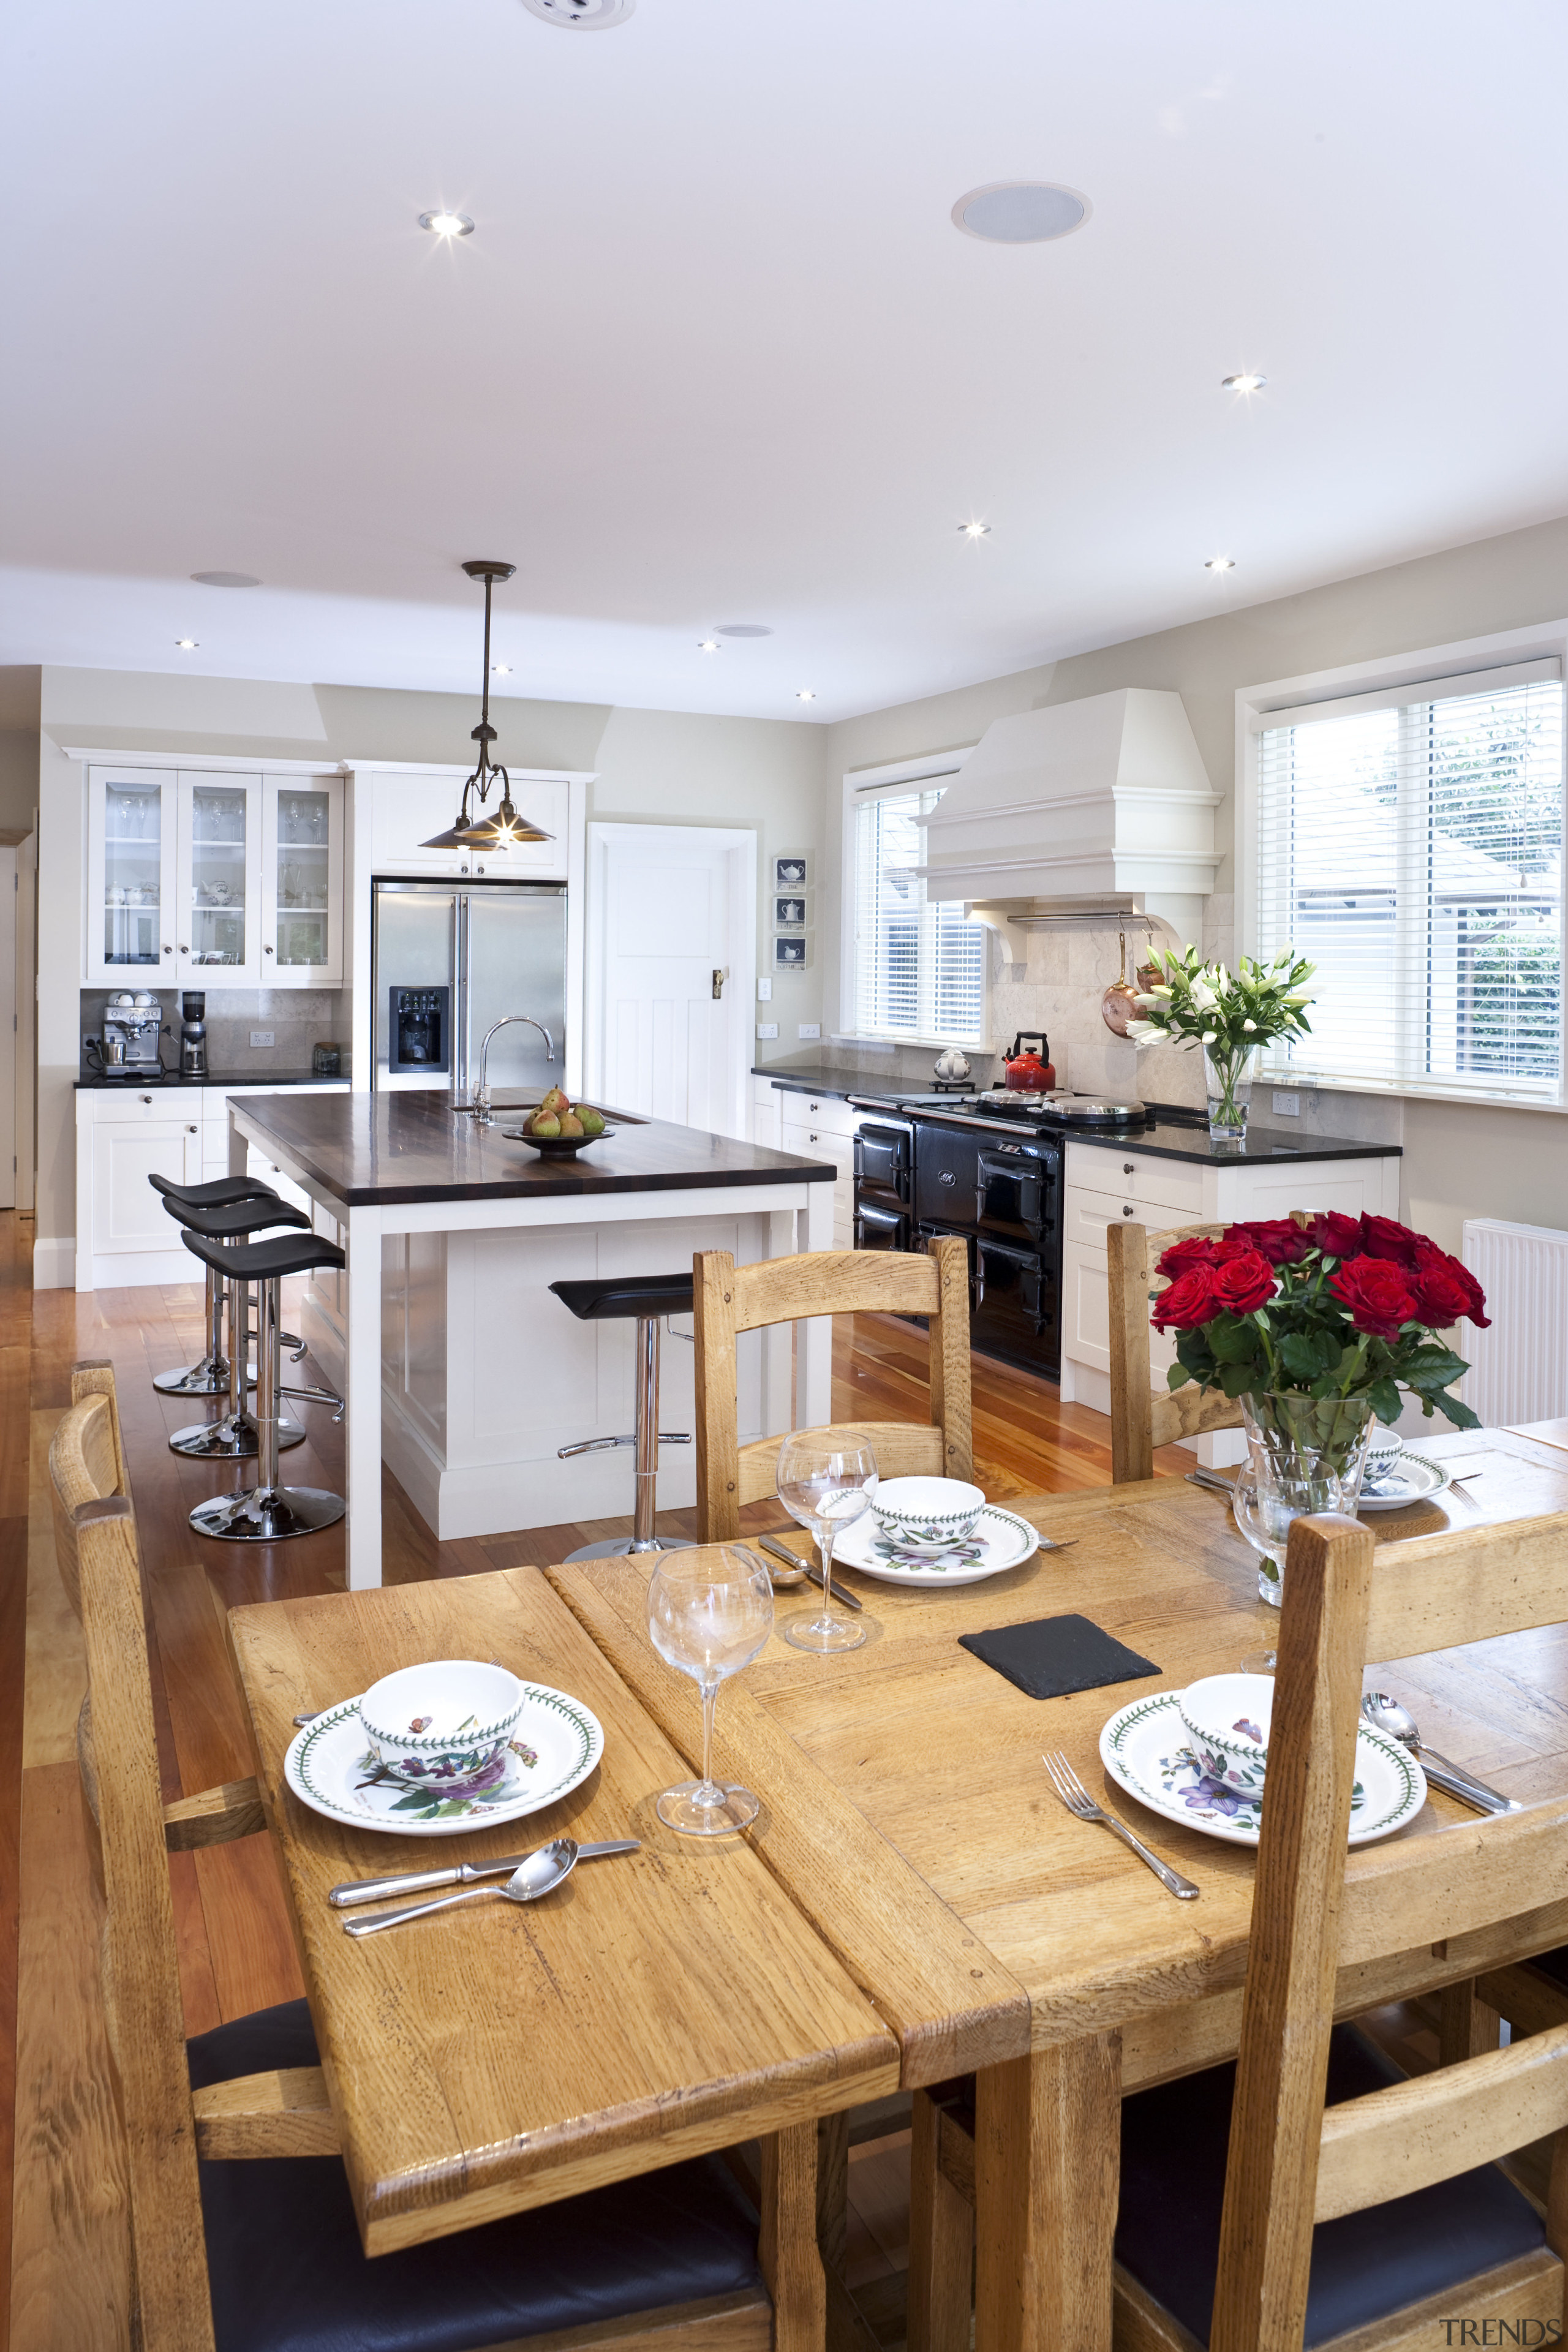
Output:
228 1088 839 1209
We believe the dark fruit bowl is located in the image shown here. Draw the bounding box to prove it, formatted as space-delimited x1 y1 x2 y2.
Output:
500 1125 616 1157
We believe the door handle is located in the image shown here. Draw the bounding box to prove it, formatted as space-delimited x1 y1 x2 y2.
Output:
712 967 728 1000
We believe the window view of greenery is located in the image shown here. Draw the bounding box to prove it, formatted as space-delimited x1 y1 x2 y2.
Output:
853 786 986 1043
1256 676 1564 1098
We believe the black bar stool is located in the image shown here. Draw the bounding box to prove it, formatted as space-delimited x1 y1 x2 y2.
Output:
148 1173 279 1395
549 1275 695 1559
163 1196 314 1459
183 1226 349 1542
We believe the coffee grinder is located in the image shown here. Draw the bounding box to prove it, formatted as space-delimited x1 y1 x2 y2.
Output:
180 992 209 1079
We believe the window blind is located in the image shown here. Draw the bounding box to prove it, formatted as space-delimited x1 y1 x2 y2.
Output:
1254 665 1565 1101
853 783 986 1043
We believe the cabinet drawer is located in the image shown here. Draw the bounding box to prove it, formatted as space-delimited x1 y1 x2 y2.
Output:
781 1118 853 1172
1066 1142 1204 1213
1066 1183 1206 1256
776 1090 856 1141
92 1087 204 1124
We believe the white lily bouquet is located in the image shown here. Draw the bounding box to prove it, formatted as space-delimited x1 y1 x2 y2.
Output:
1126 945 1316 1142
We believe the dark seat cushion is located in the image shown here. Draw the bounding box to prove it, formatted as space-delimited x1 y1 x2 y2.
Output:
165 1195 311 1239
183 1227 346 1281
550 1274 695 1322
189 2002 764 2352
149 1172 281 1210
1116 2026 1544 2348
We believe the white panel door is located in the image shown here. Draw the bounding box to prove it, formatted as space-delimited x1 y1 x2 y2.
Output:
589 824 754 1137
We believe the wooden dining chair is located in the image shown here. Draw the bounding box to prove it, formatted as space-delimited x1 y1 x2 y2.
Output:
52 1366 828 2352
692 1237 973 1540
1107 1219 1244 1482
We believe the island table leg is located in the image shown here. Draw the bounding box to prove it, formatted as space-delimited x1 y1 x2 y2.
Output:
343 1202 385 1589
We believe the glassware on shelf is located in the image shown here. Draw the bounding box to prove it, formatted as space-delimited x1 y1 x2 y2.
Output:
776 1430 878 1653
647 1547 774 1833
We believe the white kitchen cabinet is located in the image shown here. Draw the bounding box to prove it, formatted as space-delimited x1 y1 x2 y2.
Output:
777 1089 860 1249
750 1075 783 1150
1057 1136 1403 1463
368 772 571 879
86 766 344 989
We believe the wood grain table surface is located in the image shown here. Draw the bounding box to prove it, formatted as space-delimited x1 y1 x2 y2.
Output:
228 1566 900 2257
548 1428 1568 2352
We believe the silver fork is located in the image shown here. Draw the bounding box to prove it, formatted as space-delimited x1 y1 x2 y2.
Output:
1041 1750 1200 1901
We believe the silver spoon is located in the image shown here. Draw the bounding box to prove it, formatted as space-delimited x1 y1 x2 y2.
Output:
746 1537 864 1612
1360 1692 1520 1814
343 1836 581 1937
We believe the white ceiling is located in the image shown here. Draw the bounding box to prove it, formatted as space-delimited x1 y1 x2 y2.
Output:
6 0 1568 724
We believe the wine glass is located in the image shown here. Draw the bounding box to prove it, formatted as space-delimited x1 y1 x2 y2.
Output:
647 1546 774 1834
776 1430 878 1654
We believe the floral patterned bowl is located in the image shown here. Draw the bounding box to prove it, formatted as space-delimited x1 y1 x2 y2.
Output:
869 1477 986 1550
1176 1673 1275 1802
358 1660 523 1795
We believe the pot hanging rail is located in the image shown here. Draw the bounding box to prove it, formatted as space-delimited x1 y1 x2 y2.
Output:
420 560 556 851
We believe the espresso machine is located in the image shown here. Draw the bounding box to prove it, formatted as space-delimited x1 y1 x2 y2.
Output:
180 992 209 1079
92 992 167 1078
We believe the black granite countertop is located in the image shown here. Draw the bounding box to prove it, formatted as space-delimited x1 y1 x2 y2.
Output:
1065 1115 1400 1167
228 1088 838 1208
75 1069 350 1091
753 1062 919 1101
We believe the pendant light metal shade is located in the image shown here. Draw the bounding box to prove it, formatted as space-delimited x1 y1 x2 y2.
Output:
420 560 556 852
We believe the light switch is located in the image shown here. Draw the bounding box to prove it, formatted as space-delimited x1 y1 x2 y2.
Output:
797 1023 821 1039
756 976 772 1001
1272 1090 1300 1117
251 1031 275 1047
755 1022 778 1040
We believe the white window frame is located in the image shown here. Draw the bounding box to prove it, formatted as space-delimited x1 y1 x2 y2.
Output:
837 748 993 1049
1237 619 1568 1113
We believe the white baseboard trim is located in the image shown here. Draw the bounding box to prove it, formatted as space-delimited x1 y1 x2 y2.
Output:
33 1235 76 1291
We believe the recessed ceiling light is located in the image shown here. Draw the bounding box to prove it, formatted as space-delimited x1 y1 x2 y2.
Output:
1205 556 1236 573
697 640 720 654
1221 373 1267 394
951 183 1090 244
796 690 816 702
491 663 513 676
419 209 473 238
520 0 636 23
715 623 772 639
175 638 199 650
190 570 260 589
959 521 992 540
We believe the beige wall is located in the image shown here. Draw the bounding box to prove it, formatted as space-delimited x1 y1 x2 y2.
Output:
34 668 828 1262
821 511 1568 1254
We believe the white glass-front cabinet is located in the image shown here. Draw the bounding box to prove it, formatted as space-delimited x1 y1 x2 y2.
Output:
86 766 343 987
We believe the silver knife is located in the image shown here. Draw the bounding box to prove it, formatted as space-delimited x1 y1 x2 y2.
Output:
1185 1468 1237 1496
328 1839 641 1908
757 1533 864 1610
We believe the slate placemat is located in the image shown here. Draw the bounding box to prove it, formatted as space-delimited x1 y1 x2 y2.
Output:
958 1612 1160 1700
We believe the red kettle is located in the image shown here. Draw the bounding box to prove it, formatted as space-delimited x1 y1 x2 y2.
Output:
1003 1032 1055 1091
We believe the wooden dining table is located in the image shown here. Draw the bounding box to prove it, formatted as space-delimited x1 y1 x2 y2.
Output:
548 1425 1568 2352
226 1564 902 2278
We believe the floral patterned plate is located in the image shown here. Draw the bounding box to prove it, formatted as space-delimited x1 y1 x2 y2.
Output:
829 1504 1040 1586
1355 1453 1451 1513
283 1687 604 1837
1097 1690 1425 1849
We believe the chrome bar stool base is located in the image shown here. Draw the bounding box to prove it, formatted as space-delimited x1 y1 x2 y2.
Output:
549 1274 696 1565
153 1357 230 1399
168 1411 306 1460
190 1483 345 1543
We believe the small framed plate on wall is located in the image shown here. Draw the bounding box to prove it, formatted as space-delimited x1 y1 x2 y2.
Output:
774 934 807 969
774 853 809 889
774 894 806 930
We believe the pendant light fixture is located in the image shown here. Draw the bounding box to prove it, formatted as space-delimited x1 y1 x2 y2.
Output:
420 560 555 851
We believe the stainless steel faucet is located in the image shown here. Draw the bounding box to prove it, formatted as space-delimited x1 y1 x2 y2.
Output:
473 1016 556 1124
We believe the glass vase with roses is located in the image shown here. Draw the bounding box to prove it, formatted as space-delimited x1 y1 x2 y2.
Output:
1152 1212 1489 1602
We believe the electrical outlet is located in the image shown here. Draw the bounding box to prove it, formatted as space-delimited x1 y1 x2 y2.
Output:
250 1030 275 1048
756 976 772 1001
1272 1090 1300 1116
755 1022 778 1041
797 1022 821 1040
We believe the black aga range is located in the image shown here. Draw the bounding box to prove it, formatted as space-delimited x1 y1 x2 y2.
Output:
851 1090 1150 1381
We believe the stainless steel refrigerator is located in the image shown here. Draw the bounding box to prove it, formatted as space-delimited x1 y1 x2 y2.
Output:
372 879 567 1098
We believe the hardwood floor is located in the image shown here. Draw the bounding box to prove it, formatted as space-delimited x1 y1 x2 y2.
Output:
1 1216 1185 2347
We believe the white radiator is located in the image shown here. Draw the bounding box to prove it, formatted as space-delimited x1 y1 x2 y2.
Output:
1460 1217 1568 1427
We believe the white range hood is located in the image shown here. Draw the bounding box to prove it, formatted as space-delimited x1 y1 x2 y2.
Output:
916 687 1221 944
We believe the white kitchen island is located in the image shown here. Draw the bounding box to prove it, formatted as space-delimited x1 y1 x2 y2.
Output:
227 1089 836 1588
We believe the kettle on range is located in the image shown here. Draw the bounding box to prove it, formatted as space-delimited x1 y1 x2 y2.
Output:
1002 1033 1056 1091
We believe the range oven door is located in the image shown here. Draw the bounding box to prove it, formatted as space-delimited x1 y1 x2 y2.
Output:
975 1140 1057 1243
914 1119 979 1228
973 1234 1058 1374
854 1199 912 1253
854 1121 913 1205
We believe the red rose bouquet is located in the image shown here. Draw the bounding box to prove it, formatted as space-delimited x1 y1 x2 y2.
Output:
1152 1211 1487 1432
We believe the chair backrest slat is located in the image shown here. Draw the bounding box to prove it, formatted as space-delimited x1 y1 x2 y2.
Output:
695 1239 972 1541
48 1385 125 1620
1363 1511 1568 1661
1107 1220 1241 1482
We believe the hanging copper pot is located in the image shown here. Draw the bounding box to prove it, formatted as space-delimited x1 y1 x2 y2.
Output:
1101 930 1141 1036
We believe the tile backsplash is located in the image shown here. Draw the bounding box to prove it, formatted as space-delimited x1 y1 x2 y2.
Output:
81 987 349 1075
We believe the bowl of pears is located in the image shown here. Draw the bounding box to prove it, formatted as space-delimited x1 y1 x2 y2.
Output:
502 1088 614 1156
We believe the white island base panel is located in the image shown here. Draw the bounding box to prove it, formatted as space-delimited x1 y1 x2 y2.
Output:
372 1205 797 1542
